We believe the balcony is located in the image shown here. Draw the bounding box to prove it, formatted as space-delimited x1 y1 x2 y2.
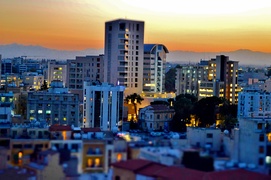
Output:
86 148 103 156
85 166 103 171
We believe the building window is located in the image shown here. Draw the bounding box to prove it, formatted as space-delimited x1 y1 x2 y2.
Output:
157 114 160 119
150 123 152 128
259 134 265 142
95 158 101 167
259 158 264 165
207 133 213 138
117 153 122 161
259 146 264 154
87 158 93 167
257 123 263 130
119 23 125 31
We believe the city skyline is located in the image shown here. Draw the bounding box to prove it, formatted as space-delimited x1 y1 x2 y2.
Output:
1 0 271 53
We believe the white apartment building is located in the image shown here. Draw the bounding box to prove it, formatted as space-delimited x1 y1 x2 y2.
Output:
83 81 125 131
27 80 80 126
143 44 169 94
104 19 144 95
175 62 208 97
0 92 14 123
236 86 271 170
22 72 44 90
47 61 67 87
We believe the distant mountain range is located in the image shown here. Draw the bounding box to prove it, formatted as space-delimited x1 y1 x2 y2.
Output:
0 44 270 66
0 43 103 60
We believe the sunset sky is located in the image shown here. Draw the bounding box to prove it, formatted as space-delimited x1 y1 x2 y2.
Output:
1 0 271 52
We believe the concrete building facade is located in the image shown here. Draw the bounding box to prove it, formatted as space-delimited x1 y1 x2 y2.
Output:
175 63 208 97
0 92 14 123
104 19 144 95
236 87 271 170
139 104 174 131
27 80 80 126
143 44 169 94
22 72 44 90
198 55 240 104
67 55 104 90
47 61 67 87
83 82 125 131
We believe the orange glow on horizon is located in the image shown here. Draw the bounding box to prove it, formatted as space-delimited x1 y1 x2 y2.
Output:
1 0 271 52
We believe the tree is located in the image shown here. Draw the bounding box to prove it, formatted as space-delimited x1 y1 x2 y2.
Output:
170 94 197 132
194 96 224 127
124 93 144 120
40 80 48 91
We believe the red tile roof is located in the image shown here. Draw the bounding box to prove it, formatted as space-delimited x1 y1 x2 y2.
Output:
111 159 271 180
204 169 271 180
49 124 72 131
153 166 205 180
111 159 153 172
135 163 167 176
149 105 173 111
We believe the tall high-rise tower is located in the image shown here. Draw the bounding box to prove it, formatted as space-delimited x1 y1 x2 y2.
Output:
104 19 144 95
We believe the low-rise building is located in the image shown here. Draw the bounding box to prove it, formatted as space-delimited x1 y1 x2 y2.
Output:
235 87 271 171
0 92 14 123
83 81 125 130
9 139 50 166
139 104 174 131
24 149 65 180
27 80 80 126
82 140 108 173
187 127 222 152
22 72 44 90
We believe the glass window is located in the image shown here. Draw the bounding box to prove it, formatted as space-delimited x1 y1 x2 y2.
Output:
207 133 213 138
259 134 265 142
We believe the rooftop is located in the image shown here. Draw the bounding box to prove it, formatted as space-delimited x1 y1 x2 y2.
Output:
111 159 271 180
49 125 72 131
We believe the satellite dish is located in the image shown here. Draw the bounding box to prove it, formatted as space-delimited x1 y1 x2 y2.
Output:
224 130 229 135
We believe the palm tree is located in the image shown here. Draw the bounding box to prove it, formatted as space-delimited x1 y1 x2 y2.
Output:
124 93 144 120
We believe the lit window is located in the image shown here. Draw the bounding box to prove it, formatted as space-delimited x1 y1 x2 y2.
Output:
117 153 122 161
30 110 35 113
87 159 93 167
63 117 66 121
18 151 23 159
38 110 43 114
95 158 100 167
